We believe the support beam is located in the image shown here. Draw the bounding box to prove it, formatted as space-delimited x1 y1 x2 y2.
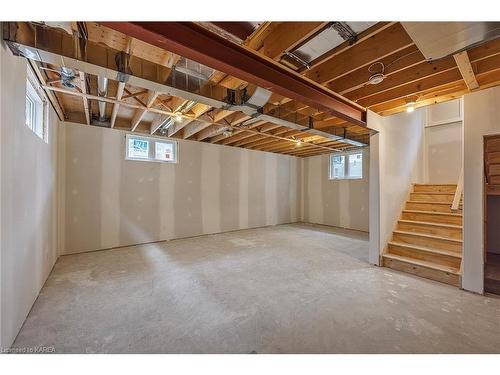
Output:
454 51 480 91
110 82 126 128
130 90 159 131
78 71 90 125
100 22 366 127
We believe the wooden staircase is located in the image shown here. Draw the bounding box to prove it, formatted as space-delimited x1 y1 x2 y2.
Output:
382 184 463 287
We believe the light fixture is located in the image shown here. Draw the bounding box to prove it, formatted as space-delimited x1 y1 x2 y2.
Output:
405 97 417 113
222 128 233 137
173 111 183 123
295 139 302 147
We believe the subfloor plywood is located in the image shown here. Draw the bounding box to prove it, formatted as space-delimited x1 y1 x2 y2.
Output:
12 224 500 353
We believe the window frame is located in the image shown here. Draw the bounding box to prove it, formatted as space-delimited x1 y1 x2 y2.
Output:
26 64 48 142
329 151 364 180
125 134 178 164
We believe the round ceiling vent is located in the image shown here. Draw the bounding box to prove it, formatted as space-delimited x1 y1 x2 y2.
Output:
367 61 385 85
368 73 385 85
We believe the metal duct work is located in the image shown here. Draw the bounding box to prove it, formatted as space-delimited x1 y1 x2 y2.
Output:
402 22 500 60
2 22 367 147
97 76 109 121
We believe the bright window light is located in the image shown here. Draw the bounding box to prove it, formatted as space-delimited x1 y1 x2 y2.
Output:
329 152 363 180
125 134 178 163
26 65 48 141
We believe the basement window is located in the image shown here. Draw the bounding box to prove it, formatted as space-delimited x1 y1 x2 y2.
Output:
329 152 363 180
125 134 178 163
25 65 48 141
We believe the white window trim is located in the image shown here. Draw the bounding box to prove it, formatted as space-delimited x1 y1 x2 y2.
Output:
26 64 49 142
329 150 364 180
125 134 179 164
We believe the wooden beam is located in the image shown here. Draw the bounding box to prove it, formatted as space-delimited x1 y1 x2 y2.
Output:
28 60 65 121
130 90 159 131
78 71 90 125
454 51 479 91
110 81 125 128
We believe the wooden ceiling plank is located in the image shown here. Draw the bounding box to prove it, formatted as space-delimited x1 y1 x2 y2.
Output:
260 22 328 60
300 22 395 72
329 45 425 94
303 23 414 85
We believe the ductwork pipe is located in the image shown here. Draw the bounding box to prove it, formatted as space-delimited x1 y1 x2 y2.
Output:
97 76 108 121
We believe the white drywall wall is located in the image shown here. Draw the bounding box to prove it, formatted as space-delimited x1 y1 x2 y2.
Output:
0 41 61 347
423 99 463 183
61 122 302 254
462 86 500 293
302 149 369 232
368 111 382 265
367 108 425 265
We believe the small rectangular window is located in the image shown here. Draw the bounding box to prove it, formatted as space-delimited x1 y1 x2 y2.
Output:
331 155 345 179
26 65 48 141
128 137 150 159
125 134 178 163
329 152 363 180
348 153 363 179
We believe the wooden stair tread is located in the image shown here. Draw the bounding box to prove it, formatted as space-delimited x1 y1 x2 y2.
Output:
411 192 454 195
403 209 462 217
392 230 463 243
413 184 457 186
407 200 461 205
388 241 462 258
383 253 460 274
398 219 462 229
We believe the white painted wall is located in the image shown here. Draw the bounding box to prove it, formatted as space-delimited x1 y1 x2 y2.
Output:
61 122 302 254
302 149 369 232
367 108 426 265
423 99 463 184
0 40 61 347
462 86 500 293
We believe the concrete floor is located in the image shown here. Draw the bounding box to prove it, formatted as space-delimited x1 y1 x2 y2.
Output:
12 223 500 353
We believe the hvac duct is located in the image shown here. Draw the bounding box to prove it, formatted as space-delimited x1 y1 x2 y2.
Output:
97 76 109 121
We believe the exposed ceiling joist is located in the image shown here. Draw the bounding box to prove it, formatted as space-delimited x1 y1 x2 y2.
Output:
110 81 125 128
100 22 367 127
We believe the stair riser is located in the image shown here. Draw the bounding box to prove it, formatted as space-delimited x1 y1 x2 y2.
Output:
402 212 462 225
382 257 460 287
388 244 461 270
397 221 462 240
392 233 462 253
409 193 455 203
406 201 462 213
413 185 457 193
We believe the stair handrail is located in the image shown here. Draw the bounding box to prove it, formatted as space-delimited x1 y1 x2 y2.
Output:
451 167 464 211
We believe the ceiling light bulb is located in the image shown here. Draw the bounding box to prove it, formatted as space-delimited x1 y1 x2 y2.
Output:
406 106 415 113
296 140 302 147
173 112 183 123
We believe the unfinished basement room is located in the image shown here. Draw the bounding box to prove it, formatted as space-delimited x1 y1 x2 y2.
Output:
2 3 500 365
